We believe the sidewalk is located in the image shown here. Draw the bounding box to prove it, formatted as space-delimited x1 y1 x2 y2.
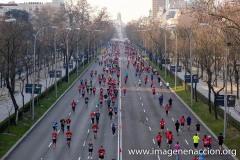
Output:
0 60 78 123
165 64 240 122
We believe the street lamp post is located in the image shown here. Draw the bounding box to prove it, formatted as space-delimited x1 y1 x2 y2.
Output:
164 28 167 79
32 26 56 120
224 43 230 138
85 29 102 62
66 28 71 83
75 28 80 76
189 29 193 107
175 31 178 91
54 27 70 98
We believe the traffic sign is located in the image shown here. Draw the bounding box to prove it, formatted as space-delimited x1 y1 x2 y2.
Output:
63 63 73 69
177 66 182 72
227 95 236 107
215 94 236 107
56 70 62 78
161 59 170 64
184 75 191 83
49 71 55 78
215 94 224 106
170 66 175 72
25 84 33 93
69 63 73 69
192 74 199 83
25 84 42 94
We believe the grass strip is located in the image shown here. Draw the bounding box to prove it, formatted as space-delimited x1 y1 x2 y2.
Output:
0 61 93 158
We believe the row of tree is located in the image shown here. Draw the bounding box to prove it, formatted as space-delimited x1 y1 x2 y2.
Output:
0 0 114 124
125 0 240 119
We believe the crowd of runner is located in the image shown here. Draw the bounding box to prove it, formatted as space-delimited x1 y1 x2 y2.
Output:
49 41 225 160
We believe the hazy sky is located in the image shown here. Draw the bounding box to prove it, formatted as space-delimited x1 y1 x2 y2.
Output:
1 0 152 22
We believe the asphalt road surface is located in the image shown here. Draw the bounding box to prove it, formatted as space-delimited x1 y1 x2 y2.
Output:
4 43 235 160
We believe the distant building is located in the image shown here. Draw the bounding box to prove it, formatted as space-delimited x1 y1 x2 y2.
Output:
0 3 18 16
117 12 121 22
0 0 64 17
152 0 160 19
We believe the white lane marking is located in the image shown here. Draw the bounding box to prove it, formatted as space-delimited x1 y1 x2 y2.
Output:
78 157 81 160
149 126 151 131
143 109 145 112
77 100 79 102
48 142 52 148
172 118 174 121
158 155 161 160
87 129 90 134
57 130 60 134
142 103 143 106
138 92 140 95
185 139 189 145
83 141 86 146
140 97 141 100
157 93 159 95
69 112 71 115
146 117 148 121
153 139 155 144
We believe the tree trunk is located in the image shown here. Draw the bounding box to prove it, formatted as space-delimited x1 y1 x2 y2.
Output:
214 93 218 120
195 82 198 102
5 77 19 125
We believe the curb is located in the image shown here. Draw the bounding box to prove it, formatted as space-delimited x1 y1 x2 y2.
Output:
146 60 239 160
1 61 94 160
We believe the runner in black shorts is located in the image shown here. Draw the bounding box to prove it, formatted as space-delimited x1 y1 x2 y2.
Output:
88 139 93 159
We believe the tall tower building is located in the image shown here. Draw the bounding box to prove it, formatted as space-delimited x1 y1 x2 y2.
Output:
152 0 159 19
152 0 165 19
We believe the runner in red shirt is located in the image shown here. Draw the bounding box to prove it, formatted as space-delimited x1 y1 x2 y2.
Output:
180 116 186 131
124 77 127 84
165 104 169 116
167 131 174 149
150 80 153 88
52 130 57 148
93 87 96 96
98 146 105 160
156 132 162 148
100 87 103 94
90 112 95 124
123 88 126 96
108 106 113 120
66 118 71 131
160 119 165 134
78 85 81 94
152 87 156 98
165 128 170 143
66 130 72 147
202 134 209 151
71 100 76 112
193 155 199 160
92 124 99 139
